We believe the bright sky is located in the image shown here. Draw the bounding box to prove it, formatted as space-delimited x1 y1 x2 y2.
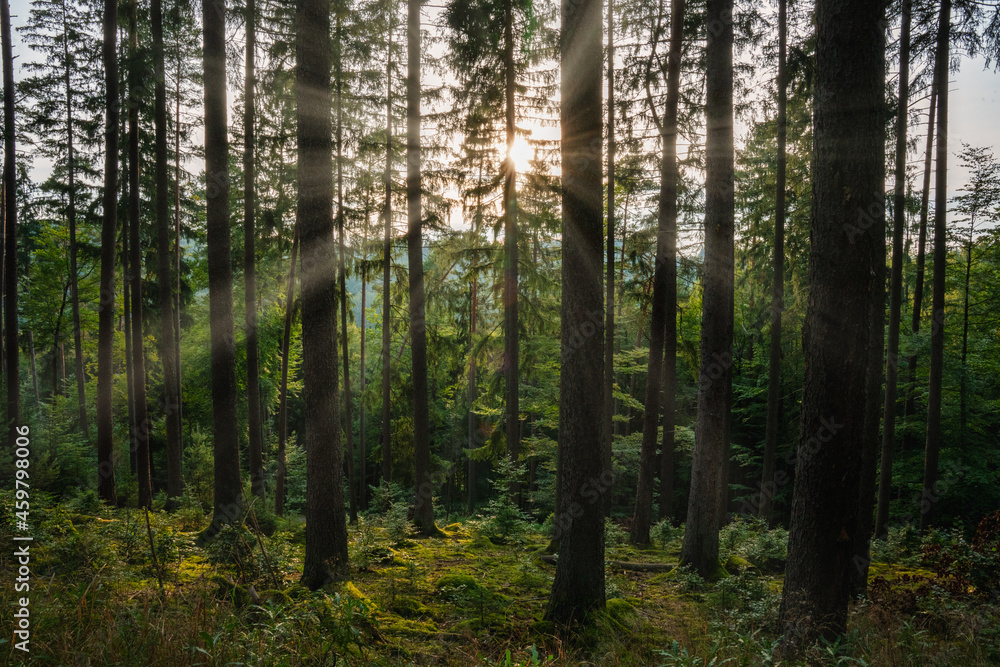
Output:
7 0 999 212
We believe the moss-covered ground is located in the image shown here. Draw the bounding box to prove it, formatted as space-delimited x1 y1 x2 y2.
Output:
2 497 999 666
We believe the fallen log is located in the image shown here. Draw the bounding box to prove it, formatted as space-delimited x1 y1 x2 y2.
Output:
537 554 676 572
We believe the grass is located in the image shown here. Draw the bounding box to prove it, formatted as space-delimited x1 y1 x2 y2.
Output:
1 499 998 666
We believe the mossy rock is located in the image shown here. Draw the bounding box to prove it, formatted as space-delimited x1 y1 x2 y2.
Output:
604 598 637 629
724 554 756 575
342 581 373 607
380 618 439 638
443 523 464 533
258 588 292 606
388 596 431 619
210 575 251 606
435 573 483 593
284 583 311 601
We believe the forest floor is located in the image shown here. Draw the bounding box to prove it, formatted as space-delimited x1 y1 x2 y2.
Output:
2 492 999 666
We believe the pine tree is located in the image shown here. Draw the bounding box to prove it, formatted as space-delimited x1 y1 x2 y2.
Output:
679 0 735 579
298 0 350 587
545 0 605 624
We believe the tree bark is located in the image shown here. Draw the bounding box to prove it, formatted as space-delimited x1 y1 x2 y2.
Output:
758 0 786 523
1 0 16 449
680 0 734 579
203 0 242 535
502 0 520 501
62 0 88 439
381 18 393 484
920 0 949 534
778 0 885 651
275 225 299 517
244 0 265 502
876 0 911 539
297 0 349 587
96 0 117 503
407 0 437 536
904 72 937 450
335 15 357 524
545 0 605 624
631 0 683 546
127 0 152 508
604 0 615 519
467 277 477 515
152 0 182 500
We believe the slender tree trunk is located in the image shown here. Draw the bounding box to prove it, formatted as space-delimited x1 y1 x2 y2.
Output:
657 0 680 526
759 0 786 523
604 0 615 518
275 225 299 516
62 0 88 439
876 0 911 539
920 0 949 534
680 0 734 579
152 0 182 499
631 0 684 546
381 20 393 484
297 0 349 586
959 219 973 446
407 0 436 535
203 0 242 535
360 237 367 511
127 0 152 508
467 277 477 514
174 46 184 447
29 331 39 407
244 0 265 502
502 0 520 501
96 0 118 503
123 203 137 476
778 0 885 651
545 0 605 624
904 73 937 450
335 18 357 524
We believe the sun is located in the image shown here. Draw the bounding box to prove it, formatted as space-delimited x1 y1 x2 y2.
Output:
509 135 532 173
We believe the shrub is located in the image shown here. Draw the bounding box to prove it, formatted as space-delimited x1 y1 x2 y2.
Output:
477 458 531 544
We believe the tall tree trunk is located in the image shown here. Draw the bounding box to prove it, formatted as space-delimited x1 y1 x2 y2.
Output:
502 0 520 499
656 0 682 527
467 277 477 514
203 0 242 535
1 0 16 441
335 17 357 523
152 0 182 499
603 0 615 518
174 45 184 448
381 19 393 484
96 0 118 503
758 0 786 523
959 220 972 445
545 0 605 624
297 0 349 587
62 0 88 439
631 0 684 546
778 0 885 651
275 225 299 517
359 237 367 511
244 0 265 502
680 0 734 579
122 203 137 476
407 0 436 536
904 73 937 450
127 0 152 508
920 0 949 534
29 331 39 407
876 0 911 539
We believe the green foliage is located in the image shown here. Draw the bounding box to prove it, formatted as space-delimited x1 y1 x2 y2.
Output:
718 516 788 573
477 458 531 544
